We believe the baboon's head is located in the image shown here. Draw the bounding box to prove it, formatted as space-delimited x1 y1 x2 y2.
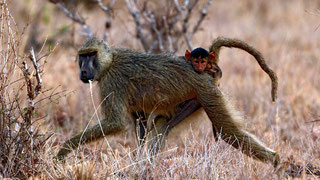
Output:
77 37 113 83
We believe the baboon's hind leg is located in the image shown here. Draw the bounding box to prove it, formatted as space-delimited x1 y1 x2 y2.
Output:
197 88 280 167
132 111 149 146
146 115 171 156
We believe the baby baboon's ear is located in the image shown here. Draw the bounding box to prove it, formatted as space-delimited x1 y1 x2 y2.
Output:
209 52 215 63
185 50 191 61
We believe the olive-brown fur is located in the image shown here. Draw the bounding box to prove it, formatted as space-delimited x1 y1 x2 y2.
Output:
57 37 280 167
209 37 278 101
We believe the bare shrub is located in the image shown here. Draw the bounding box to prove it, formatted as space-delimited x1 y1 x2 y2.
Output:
49 0 213 53
0 1 53 178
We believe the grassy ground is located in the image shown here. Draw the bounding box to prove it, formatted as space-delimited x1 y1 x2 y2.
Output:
2 0 320 179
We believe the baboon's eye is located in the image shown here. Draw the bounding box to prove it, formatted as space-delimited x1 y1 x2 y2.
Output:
92 56 99 68
87 51 97 56
79 51 97 58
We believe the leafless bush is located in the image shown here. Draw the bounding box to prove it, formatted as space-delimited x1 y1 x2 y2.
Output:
49 0 212 53
0 1 53 178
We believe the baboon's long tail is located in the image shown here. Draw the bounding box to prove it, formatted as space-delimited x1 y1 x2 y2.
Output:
209 36 278 102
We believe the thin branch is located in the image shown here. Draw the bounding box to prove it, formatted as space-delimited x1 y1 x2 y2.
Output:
94 0 115 14
125 0 149 52
182 0 198 50
182 0 190 10
22 59 33 125
183 0 213 50
93 0 116 41
2 77 24 88
306 119 320 123
190 0 213 37
163 16 173 52
34 89 68 105
184 34 193 50
173 0 183 12
168 0 189 30
149 41 158 54
182 0 197 34
56 3 83 24
146 10 164 52
29 48 42 96
56 3 93 37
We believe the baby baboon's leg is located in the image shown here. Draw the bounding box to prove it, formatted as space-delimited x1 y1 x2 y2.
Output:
197 88 279 166
166 99 219 141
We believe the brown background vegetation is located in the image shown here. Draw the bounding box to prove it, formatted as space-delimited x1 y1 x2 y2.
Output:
3 0 320 179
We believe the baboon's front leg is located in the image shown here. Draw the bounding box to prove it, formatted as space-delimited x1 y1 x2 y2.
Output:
56 96 127 160
56 120 124 160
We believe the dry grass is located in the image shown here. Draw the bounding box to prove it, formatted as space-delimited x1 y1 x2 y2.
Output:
2 0 320 179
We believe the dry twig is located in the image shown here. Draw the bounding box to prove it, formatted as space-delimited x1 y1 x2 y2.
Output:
125 0 213 53
56 3 93 37
94 0 115 14
125 0 149 52
146 10 164 52
51 0 212 53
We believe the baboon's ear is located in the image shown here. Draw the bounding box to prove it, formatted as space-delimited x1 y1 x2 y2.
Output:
100 40 111 52
209 52 215 63
185 50 191 61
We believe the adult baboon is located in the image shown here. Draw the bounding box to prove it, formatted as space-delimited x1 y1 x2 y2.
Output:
57 37 279 167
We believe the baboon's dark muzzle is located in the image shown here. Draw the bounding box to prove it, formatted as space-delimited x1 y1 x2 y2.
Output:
80 71 94 83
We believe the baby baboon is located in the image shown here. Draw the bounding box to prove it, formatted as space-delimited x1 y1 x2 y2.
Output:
184 37 278 101
57 37 279 167
185 47 222 80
